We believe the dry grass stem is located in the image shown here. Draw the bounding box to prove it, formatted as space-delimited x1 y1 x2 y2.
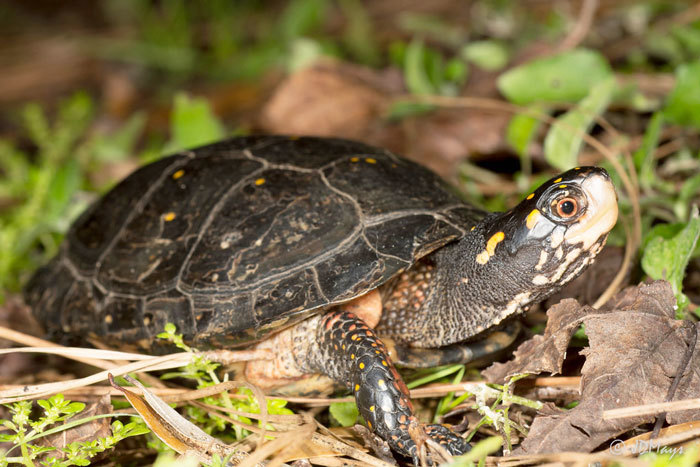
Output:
603 399 700 419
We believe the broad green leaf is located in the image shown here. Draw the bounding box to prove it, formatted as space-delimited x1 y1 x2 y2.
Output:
498 49 612 105
461 40 509 71
543 77 616 170
664 60 700 129
641 206 700 313
329 401 359 427
169 93 225 151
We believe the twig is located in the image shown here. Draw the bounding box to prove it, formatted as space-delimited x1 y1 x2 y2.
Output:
603 398 700 419
557 0 599 52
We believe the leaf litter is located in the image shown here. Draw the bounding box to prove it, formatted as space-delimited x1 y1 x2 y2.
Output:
484 280 700 454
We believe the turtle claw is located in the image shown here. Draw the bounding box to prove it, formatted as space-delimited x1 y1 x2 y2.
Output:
393 422 470 466
424 424 471 456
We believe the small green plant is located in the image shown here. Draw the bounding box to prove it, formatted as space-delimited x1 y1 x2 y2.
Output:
0 92 147 303
0 94 94 302
465 374 540 452
0 394 149 467
156 323 294 441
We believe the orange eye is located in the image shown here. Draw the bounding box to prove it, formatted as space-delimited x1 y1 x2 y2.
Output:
556 197 578 218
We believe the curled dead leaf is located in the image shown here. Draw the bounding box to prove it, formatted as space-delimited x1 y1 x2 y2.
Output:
108 373 246 464
484 281 700 453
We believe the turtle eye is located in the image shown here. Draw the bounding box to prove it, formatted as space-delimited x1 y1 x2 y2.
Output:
556 197 578 218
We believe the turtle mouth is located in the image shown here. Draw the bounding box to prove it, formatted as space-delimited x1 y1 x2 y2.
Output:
563 172 618 250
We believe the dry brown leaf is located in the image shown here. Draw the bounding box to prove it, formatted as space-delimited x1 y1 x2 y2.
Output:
482 298 587 383
258 60 512 179
485 281 700 453
258 61 393 141
109 374 247 464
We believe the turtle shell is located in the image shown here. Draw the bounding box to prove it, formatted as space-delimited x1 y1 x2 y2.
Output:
26 136 484 351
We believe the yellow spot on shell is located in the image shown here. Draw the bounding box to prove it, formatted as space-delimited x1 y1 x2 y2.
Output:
378 379 386 389
526 193 535 200
163 212 176 222
470 226 476 231
574 167 581 170
381 360 387 366
526 209 541 230
350 157 359 162
369 405 375 412
559 184 567 188
104 314 113 324
255 178 265 186
172 169 185 180
355 384 360 391
554 177 562 183
342 344 346 350
365 158 377 164
351 354 355 359
486 231 505 256
359 362 365 369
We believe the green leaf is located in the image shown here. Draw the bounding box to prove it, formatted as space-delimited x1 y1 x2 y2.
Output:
498 49 612 105
444 436 503 466
641 206 700 313
385 100 436 120
329 401 359 427
461 40 509 71
169 93 225 151
280 0 327 40
287 37 324 72
404 38 436 95
543 77 615 170
45 159 81 222
633 112 664 190
93 112 147 162
506 109 542 157
664 60 700 129
339 0 380 66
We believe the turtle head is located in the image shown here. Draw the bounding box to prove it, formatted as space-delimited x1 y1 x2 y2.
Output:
381 166 618 347
476 166 618 294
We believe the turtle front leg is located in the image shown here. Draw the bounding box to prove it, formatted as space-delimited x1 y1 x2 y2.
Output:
307 309 470 463
245 302 470 463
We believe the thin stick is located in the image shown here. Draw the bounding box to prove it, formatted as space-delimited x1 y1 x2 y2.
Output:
557 0 598 52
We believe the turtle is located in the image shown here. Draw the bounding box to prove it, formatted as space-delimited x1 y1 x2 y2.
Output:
25 135 618 464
